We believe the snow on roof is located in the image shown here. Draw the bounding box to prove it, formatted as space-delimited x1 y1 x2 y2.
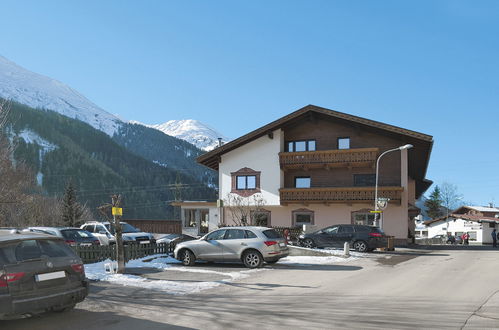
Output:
466 206 499 213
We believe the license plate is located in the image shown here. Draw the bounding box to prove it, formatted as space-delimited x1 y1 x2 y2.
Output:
80 243 92 246
279 242 286 247
139 240 150 244
35 271 66 282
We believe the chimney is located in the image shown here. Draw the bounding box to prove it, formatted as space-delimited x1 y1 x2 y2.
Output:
489 202 494 208
218 138 223 147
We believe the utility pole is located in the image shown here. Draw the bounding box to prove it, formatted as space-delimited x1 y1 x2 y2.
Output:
173 172 182 220
112 194 125 274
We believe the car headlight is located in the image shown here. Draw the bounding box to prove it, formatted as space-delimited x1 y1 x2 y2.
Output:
123 236 133 241
298 234 305 239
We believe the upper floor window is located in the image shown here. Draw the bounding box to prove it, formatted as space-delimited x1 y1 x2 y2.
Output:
287 140 316 152
231 167 261 197
338 137 350 149
353 174 376 187
237 175 256 190
295 177 311 188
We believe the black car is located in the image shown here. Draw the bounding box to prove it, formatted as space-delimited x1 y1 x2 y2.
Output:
156 233 197 250
298 224 387 252
0 230 88 319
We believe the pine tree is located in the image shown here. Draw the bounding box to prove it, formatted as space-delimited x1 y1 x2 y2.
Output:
425 186 443 219
62 180 84 227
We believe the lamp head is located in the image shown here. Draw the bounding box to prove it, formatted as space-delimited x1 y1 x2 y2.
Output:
399 144 413 150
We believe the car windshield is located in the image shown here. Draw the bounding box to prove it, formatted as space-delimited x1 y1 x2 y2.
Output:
61 229 94 240
262 229 281 239
0 239 76 265
105 223 140 234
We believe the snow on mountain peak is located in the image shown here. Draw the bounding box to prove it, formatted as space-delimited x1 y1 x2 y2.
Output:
149 119 229 151
0 55 122 136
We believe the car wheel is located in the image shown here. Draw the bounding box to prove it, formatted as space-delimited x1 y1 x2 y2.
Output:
302 238 315 249
242 250 263 268
181 249 196 266
354 240 368 252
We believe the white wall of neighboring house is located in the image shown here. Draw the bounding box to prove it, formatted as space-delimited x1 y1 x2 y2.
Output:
219 129 283 205
427 218 497 243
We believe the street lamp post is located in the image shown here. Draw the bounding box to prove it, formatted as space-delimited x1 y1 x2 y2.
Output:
374 144 413 228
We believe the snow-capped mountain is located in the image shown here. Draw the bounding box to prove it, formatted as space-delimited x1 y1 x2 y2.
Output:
0 55 121 136
145 119 229 151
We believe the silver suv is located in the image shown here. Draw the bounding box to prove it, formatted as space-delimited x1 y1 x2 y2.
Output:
174 227 289 268
80 221 155 246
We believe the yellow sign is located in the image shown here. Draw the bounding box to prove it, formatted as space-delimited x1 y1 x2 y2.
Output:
112 207 123 216
369 210 382 213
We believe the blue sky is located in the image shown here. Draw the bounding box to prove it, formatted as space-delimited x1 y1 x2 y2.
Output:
0 0 498 206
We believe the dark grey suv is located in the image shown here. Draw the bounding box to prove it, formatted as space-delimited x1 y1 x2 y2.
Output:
0 230 88 318
298 224 387 252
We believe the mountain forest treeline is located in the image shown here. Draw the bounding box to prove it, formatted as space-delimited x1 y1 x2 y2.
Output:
2 99 217 220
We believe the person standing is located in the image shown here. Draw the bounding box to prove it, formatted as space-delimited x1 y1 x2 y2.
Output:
493 228 498 248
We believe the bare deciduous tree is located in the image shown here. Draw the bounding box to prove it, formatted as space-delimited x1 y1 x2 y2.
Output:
440 182 463 216
224 193 266 226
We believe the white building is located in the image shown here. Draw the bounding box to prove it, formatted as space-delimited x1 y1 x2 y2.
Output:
424 206 499 244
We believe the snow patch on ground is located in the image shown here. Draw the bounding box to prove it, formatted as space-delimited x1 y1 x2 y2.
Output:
84 255 263 295
278 255 357 266
18 129 58 152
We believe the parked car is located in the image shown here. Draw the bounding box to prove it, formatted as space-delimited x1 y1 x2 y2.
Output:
26 227 100 247
174 227 289 268
298 224 387 252
80 221 155 245
156 233 196 249
0 229 88 319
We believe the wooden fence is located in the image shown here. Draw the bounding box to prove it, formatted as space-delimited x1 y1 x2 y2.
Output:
72 242 171 264
125 219 181 234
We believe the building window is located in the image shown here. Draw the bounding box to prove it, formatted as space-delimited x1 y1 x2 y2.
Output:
287 140 316 152
338 137 350 149
231 167 261 197
295 177 311 188
292 208 314 227
251 210 271 226
237 175 256 190
200 209 209 234
353 174 376 187
489 223 496 228
352 210 376 226
184 209 197 228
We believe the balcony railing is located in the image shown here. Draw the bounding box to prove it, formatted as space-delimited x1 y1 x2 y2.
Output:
279 148 379 169
279 186 403 205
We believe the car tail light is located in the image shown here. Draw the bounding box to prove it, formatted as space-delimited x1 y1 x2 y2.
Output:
369 232 383 238
0 271 25 287
264 241 278 247
65 240 77 246
71 264 85 274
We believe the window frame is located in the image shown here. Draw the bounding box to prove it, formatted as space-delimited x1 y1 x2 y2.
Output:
294 176 311 188
231 167 261 197
286 139 317 152
337 137 350 150
183 209 197 228
292 208 315 227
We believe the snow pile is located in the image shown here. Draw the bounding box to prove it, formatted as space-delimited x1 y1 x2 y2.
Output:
278 255 356 266
148 119 229 151
0 55 122 136
84 255 261 295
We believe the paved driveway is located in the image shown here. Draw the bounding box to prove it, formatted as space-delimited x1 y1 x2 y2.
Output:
2 248 499 329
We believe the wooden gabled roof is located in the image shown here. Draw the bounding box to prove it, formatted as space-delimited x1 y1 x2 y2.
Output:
197 104 434 197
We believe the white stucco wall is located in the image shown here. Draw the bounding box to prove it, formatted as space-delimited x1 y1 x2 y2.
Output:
427 218 497 243
219 129 283 206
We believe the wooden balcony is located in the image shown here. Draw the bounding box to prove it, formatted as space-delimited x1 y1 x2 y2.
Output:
279 148 379 170
279 186 403 205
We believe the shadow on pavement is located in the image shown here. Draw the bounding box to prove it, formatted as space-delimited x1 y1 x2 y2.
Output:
0 309 193 330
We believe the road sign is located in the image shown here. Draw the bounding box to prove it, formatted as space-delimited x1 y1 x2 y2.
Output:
112 207 123 216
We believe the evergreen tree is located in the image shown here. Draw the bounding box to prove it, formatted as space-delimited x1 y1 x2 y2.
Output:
425 186 443 219
62 180 84 227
